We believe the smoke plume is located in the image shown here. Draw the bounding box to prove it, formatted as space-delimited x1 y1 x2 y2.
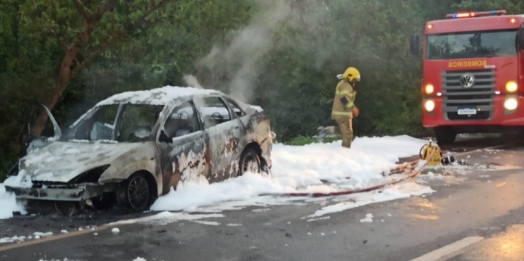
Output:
194 0 293 102
183 74 203 89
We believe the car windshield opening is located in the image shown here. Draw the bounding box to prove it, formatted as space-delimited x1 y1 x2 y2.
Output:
198 97 233 128
72 104 164 142
426 29 517 60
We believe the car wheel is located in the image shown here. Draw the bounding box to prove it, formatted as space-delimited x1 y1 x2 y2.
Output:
239 148 261 176
123 173 153 211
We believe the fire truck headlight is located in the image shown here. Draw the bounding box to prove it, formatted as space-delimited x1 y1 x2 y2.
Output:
425 84 434 94
506 81 518 92
425 100 435 112
504 98 518 111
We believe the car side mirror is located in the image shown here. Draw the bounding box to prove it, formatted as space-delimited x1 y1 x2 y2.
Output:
410 34 420 56
518 27 524 50
158 130 172 143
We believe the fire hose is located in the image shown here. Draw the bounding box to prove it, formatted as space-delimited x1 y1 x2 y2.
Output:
262 146 438 198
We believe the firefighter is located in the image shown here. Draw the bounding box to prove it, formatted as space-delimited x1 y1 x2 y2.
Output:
331 67 361 148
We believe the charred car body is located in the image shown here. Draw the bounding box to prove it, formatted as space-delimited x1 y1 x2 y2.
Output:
4 86 274 211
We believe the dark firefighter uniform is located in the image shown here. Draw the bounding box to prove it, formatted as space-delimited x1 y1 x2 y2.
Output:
331 67 361 148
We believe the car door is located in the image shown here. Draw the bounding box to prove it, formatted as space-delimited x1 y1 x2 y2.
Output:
156 100 208 195
222 97 251 157
193 95 244 181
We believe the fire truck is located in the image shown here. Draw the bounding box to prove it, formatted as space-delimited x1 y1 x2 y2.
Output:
410 10 524 144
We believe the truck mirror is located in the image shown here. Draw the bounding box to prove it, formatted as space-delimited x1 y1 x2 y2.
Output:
518 27 524 50
410 34 420 56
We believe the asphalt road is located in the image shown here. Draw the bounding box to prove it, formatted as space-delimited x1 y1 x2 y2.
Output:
1 142 524 261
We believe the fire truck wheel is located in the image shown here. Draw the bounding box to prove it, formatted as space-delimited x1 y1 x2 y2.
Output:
501 130 521 142
434 127 456 144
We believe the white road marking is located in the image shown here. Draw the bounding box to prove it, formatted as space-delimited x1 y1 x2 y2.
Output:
408 236 484 261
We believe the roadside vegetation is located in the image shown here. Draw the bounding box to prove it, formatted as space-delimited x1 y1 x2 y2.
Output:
1 0 523 180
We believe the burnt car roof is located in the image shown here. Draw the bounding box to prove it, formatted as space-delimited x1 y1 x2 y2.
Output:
69 86 260 129
95 86 223 106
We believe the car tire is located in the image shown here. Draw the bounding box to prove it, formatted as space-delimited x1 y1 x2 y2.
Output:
501 129 521 142
434 127 456 144
123 173 154 211
238 148 261 176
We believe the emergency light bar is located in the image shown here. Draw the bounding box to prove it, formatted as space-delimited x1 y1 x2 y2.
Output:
446 10 506 19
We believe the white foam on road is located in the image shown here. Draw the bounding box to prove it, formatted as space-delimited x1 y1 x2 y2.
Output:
148 135 434 221
0 135 440 223
0 184 26 219
308 182 435 218
0 231 53 244
360 213 374 223
192 220 221 226
111 211 225 226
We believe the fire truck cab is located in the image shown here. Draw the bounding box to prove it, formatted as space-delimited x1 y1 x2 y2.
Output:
410 10 524 144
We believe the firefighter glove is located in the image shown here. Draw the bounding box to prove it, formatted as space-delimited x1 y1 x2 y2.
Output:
352 107 359 117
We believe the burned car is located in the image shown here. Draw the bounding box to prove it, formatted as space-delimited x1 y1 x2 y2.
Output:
4 86 274 211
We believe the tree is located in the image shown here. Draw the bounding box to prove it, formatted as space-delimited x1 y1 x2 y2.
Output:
31 0 177 136
451 0 524 13
2 0 522 181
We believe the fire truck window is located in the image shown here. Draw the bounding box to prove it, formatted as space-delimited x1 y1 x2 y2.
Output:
426 30 518 59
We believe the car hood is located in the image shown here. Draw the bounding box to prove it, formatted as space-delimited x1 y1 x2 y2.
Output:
16 141 148 183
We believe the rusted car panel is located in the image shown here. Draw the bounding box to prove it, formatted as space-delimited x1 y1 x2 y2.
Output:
157 131 208 195
15 141 151 184
4 86 274 211
250 117 273 169
97 142 161 193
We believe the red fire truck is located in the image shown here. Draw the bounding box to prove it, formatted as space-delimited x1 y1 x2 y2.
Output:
410 10 524 143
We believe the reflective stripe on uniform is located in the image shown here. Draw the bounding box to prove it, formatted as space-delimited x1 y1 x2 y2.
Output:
332 80 356 120
336 82 347 94
339 90 351 96
331 111 352 116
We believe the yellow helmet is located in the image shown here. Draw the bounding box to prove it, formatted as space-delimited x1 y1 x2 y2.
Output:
342 67 361 82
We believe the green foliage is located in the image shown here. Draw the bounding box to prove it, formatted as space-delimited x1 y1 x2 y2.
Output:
284 135 317 146
1 0 523 180
283 135 339 146
254 0 427 140
452 0 524 12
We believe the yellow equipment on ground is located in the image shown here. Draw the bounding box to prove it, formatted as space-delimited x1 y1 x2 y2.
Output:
419 139 442 167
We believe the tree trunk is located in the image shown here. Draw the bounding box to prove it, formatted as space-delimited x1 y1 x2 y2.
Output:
30 0 171 136
31 0 115 136
31 54 75 136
